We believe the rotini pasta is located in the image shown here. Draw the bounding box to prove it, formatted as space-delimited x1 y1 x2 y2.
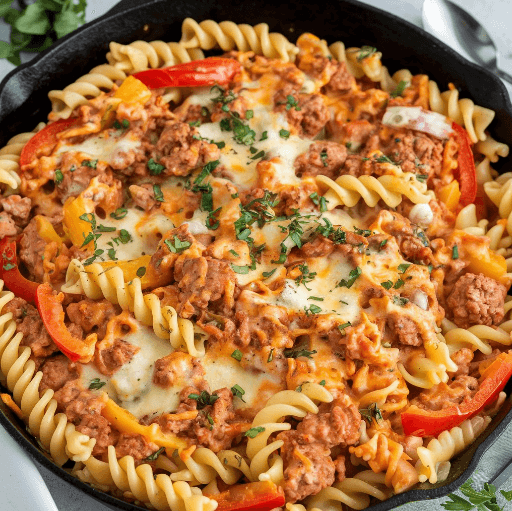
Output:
416 416 491 484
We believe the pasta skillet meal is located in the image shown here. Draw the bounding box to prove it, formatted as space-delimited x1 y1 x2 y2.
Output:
1 18 512 511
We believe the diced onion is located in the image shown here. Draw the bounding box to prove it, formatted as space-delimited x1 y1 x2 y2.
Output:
382 106 453 139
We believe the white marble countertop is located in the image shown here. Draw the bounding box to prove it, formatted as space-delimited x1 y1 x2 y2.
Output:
0 0 511 510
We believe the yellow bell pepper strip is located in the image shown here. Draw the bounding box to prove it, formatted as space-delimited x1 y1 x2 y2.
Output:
62 196 95 250
101 397 187 450
0 238 39 304
210 481 285 511
114 75 152 104
438 180 461 212
36 283 97 363
466 247 507 283
98 256 156 288
402 352 512 437
34 215 63 244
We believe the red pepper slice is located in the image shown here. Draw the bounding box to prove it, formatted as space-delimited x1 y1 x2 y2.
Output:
19 117 78 169
36 283 97 363
0 238 39 304
132 57 241 89
211 481 285 511
452 121 477 207
401 352 512 437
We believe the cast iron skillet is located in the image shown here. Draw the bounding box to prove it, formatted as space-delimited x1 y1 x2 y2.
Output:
1 0 512 510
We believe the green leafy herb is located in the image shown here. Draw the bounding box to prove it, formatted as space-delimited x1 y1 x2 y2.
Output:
284 94 301 111
143 447 165 462
357 46 377 62
279 129 290 139
381 280 393 290
390 80 408 98
353 226 372 237
320 149 328 167
54 169 63 184
231 349 242 361
153 184 164 202
338 321 352 334
267 348 274 363
304 303 321 314
393 296 409 307
245 109 254 120
230 263 252 274
442 479 512 511
231 384 246 402
148 158 165 175
359 403 383 424
110 207 128 220
397 263 411 274
309 192 328 212
260 131 268 141
136 266 146 278
2 263 15 271
338 266 362 288
188 390 219 409
452 245 459 260
245 426 265 438
374 154 399 166
416 174 428 182
0 0 87 66
165 235 191 254
295 263 317 290
82 159 97 169
284 347 317 359
394 278 404 289
262 268 277 279
308 296 323 301
206 207 221 230
89 378 106 390
118 229 132 244
319 380 326 386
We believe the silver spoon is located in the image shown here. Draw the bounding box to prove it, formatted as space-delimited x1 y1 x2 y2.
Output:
422 0 512 85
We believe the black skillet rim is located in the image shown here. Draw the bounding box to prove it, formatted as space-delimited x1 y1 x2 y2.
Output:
0 1 511 510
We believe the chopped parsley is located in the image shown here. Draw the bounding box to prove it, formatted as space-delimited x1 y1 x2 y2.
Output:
231 350 243 361
452 245 459 260
143 447 165 461
147 158 165 175
381 280 393 290
359 402 383 424
267 348 274 362
357 46 377 62
338 266 362 288
206 207 221 230
230 263 252 274
393 296 409 307
153 184 164 202
245 426 265 438
82 159 97 169
165 235 191 254
262 268 277 279
54 169 63 184
295 263 317 290
397 263 411 274
136 267 146 278
416 174 428 182
320 149 328 167
390 80 408 98
284 94 301 111
188 390 219 409
338 321 352 334
260 131 268 141
88 378 106 390
284 347 317 359
279 129 290 139
309 192 328 212
110 207 128 220
231 384 246 402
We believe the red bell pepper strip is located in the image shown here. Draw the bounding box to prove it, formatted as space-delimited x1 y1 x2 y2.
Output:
132 57 241 89
19 117 77 169
452 121 477 207
211 481 285 511
401 352 512 437
36 283 97 363
0 238 39 304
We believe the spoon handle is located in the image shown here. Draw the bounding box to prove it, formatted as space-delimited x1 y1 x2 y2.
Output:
497 68 512 86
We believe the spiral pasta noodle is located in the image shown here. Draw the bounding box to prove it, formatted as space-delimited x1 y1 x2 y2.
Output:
62 259 205 356
415 415 491 484
428 81 497 145
0 281 95 465
76 445 217 511
0 123 45 189
246 383 332 483
484 172 512 237
179 18 298 63
306 471 390 511
441 318 512 355
316 172 432 210
350 432 418 494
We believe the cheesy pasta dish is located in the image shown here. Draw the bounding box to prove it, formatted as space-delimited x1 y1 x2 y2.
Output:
1 18 512 511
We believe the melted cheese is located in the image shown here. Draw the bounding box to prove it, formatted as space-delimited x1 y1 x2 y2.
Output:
57 132 141 165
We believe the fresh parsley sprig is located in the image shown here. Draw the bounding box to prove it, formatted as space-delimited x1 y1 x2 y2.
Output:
0 0 87 66
442 479 512 511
